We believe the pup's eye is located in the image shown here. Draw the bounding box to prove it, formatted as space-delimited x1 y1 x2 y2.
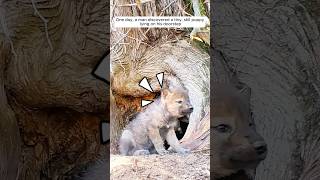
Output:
176 100 183 104
214 124 232 133
249 122 254 127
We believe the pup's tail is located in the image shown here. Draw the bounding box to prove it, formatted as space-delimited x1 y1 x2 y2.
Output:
119 130 135 156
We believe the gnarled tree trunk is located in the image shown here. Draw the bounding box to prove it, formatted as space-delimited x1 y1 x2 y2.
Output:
213 0 320 179
0 1 109 179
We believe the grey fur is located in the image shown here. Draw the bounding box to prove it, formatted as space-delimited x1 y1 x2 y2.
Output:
119 88 193 156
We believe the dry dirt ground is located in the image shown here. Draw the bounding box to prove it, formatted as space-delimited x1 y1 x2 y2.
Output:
110 151 210 180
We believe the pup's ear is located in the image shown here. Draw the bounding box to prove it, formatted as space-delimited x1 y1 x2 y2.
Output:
162 88 171 97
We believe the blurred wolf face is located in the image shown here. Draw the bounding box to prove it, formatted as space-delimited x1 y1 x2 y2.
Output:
212 84 267 177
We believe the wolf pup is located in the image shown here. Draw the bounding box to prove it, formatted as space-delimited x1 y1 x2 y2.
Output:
212 83 267 178
119 86 193 156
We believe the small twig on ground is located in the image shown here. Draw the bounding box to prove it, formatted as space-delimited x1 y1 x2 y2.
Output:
132 158 138 172
191 148 210 153
31 0 53 51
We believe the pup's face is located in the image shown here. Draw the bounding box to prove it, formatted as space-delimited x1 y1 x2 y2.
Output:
161 89 193 118
212 115 267 174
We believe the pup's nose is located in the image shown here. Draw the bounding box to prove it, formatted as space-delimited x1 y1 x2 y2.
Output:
253 141 267 155
189 107 193 112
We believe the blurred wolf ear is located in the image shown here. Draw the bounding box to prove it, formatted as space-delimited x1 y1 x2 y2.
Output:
228 68 251 100
237 83 251 100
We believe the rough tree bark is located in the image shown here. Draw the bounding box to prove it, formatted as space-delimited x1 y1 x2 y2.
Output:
213 0 320 179
0 42 21 180
0 1 109 179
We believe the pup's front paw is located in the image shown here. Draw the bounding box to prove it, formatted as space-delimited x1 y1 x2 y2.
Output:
157 149 169 155
177 148 190 155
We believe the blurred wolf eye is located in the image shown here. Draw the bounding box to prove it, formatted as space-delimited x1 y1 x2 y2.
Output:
214 124 232 133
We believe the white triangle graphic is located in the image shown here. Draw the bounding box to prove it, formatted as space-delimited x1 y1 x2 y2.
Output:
156 72 164 88
101 122 110 143
141 100 153 107
139 77 153 92
94 54 110 82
